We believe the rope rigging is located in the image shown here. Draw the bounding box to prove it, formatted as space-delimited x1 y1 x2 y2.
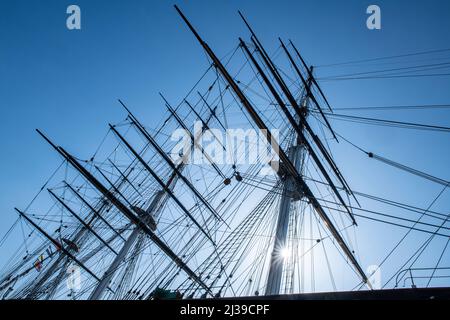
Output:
1 5 449 300
319 112 450 133
316 47 450 68
311 113 450 188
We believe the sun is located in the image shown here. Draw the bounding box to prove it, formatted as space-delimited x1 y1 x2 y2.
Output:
280 247 290 259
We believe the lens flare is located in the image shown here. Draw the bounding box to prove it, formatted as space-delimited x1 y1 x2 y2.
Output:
280 247 290 259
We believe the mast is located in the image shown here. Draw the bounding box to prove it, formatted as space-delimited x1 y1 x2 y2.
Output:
64 182 126 241
288 40 333 112
277 39 336 140
278 40 360 206
265 66 313 295
0 7 384 299
89 190 164 300
161 96 226 179
36 129 213 295
109 124 215 243
15 208 103 283
239 15 356 221
119 99 225 223
48 189 118 255
265 145 303 295
174 5 370 290
247 35 356 224
90 98 223 299
22 172 130 299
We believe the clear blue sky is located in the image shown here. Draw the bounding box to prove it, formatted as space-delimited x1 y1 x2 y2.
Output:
1 0 449 289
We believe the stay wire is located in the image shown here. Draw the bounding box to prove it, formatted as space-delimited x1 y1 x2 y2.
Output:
317 48 450 68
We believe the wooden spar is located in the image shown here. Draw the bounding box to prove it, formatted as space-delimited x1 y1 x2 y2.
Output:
24 156 133 298
239 21 355 222
289 39 333 112
239 38 304 140
185 99 207 127
107 159 143 197
276 40 360 204
64 182 126 241
108 124 216 244
47 189 118 255
238 39 310 154
15 208 103 283
174 5 370 287
237 11 278 75
240 38 356 224
157 95 226 178
174 6 282 168
79 225 129 264
252 37 357 220
94 166 134 208
167 102 227 178
278 38 337 140
197 91 226 131
118 99 226 223
184 99 227 152
238 11 336 141
239 38 356 293
36 129 213 295
238 9 319 128
243 29 331 143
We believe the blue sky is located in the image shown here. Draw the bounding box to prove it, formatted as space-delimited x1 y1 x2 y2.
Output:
0 0 450 290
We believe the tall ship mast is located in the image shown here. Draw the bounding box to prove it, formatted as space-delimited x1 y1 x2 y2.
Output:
0 5 449 300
